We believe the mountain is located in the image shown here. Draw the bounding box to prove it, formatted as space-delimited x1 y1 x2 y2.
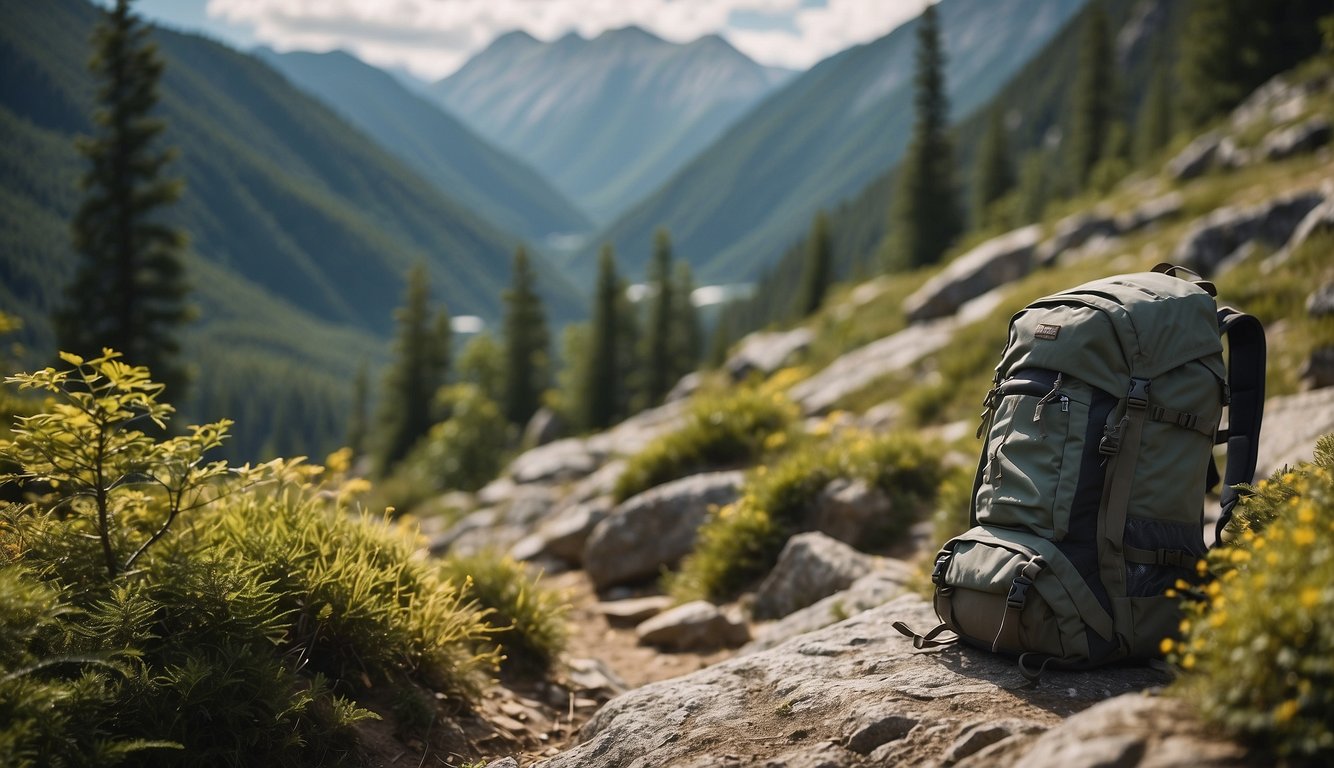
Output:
584 0 1088 284
432 27 792 223
0 0 585 459
255 47 592 242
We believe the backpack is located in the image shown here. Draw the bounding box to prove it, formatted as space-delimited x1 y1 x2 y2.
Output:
894 264 1266 681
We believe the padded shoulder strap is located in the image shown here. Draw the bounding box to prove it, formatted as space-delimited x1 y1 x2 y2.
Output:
1215 307 1266 542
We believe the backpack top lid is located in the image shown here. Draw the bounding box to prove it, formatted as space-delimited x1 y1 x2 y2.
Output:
997 270 1226 397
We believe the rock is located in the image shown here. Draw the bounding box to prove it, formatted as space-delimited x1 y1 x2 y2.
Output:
521 406 564 449
476 476 517 507
442 485 560 556
1309 282 1334 318
941 720 1045 766
583 471 746 590
1230 74 1305 130
1115 191 1184 234
563 460 628 507
635 600 749 651
1166 130 1223 180
508 437 597 485
510 496 613 566
807 478 893 549
843 708 919 754
586 399 689 459
904 224 1042 323
724 328 814 381
534 595 1177 768
565 657 629 698
427 508 495 555
743 563 916 654
1037 212 1118 266
1007 693 1249 768
485 758 519 768
789 318 956 415
857 401 903 432
1254 387 1334 478
596 595 676 625
1172 189 1325 276
665 371 704 403
1300 346 1334 390
751 532 879 620
1271 197 1334 267
1261 116 1332 161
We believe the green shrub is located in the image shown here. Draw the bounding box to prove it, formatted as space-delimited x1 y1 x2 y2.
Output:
1166 434 1334 760
437 553 568 677
669 430 944 603
613 386 799 502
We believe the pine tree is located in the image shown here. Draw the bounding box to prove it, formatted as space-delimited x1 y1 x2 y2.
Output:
614 269 641 419
582 245 621 431
1134 64 1173 164
796 210 833 318
1068 6 1115 192
669 261 702 382
457 332 505 405
642 229 675 406
1016 150 1050 224
374 264 449 475
972 108 1014 229
1177 0 1327 129
889 3 960 270
56 0 191 401
501 246 549 427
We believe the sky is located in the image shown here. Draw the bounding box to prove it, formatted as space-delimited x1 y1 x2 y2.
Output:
124 0 934 81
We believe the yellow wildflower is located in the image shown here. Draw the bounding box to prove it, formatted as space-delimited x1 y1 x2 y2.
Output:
1182 653 1196 670
1293 526 1315 547
1195 559 1209 577
1159 637 1175 655
1230 548 1251 563
1179 619 1192 635
1298 503 1316 524
1274 699 1299 724
1300 586 1321 610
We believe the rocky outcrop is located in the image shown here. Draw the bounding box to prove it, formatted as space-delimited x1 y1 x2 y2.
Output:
596 595 675 626
583 471 746 590
510 496 613 566
1172 189 1325 276
724 328 814 380
509 438 598 485
790 317 955 416
1301 347 1334 391
1254 387 1334 478
535 595 1209 768
750 532 879 620
1166 131 1224 180
1309 282 1334 318
1271 196 1334 266
904 225 1042 323
1261 115 1332 161
806 478 895 549
1037 212 1118 266
635 600 749 651
743 561 917 655
436 485 561 556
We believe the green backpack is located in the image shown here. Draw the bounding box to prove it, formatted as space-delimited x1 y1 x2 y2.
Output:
895 264 1266 680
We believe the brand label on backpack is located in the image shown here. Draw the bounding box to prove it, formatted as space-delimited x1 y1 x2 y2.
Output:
1035 323 1061 340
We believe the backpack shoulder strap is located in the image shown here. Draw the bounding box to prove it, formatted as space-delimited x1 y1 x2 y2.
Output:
1215 307 1266 542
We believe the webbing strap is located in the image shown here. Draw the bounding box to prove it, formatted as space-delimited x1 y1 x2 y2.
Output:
891 621 957 649
1216 308 1266 541
1148 404 1216 438
1098 378 1150 600
992 558 1047 653
1124 545 1194 568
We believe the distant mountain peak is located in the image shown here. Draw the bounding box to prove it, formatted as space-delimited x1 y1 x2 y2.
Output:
595 25 665 44
489 29 539 50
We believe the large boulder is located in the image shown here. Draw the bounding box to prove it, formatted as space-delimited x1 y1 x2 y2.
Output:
1261 115 1332 161
1036 211 1118 266
742 562 916 654
1270 195 1334 267
806 477 893 549
1166 130 1224 180
521 406 565 449
583 471 746 590
1172 189 1325 276
509 496 614 567
534 595 1197 768
750 532 880 620
439 484 560 556
1300 346 1334 391
724 328 814 381
635 600 749 651
1115 191 1184 234
508 437 598 485
904 224 1042 323
586 399 689 459
1309 281 1334 318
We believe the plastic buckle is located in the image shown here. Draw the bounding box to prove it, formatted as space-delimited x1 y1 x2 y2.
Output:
1006 577 1032 611
1127 377 1151 409
931 553 951 586
1099 424 1121 456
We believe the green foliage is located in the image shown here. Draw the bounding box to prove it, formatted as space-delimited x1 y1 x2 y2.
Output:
0 350 255 581
613 385 799 503
375 383 513 515
56 0 192 404
1134 63 1174 164
1166 436 1334 760
641 229 676 406
582 245 625 431
1067 6 1115 192
889 3 961 271
972 108 1015 229
458 332 505 406
375 264 451 476
669 260 703 379
437 553 568 677
502 246 550 428
346 362 369 459
795 210 833 319
669 430 945 604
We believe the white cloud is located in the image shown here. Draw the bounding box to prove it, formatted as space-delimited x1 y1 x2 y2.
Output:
205 0 932 80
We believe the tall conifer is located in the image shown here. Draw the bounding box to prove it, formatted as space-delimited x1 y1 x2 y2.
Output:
501 246 549 427
796 210 832 318
670 261 702 381
346 362 369 458
583 245 621 431
973 108 1014 228
1134 59 1173 164
1068 7 1114 192
57 0 191 400
375 265 449 475
642 229 675 406
889 3 960 270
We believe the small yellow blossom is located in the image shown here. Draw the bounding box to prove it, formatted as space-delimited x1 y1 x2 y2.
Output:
1293 527 1316 547
1159 637 1175 655
1196 559 1209 577
1274 699 1299 724
1298 503 1316 524
1182 653 1196 670
1300 586 1321 610
1179 619 1192 634
1230 548 1251 563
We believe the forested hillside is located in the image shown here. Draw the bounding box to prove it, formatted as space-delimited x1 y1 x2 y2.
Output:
0 0 584 458
582 0 1086 284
